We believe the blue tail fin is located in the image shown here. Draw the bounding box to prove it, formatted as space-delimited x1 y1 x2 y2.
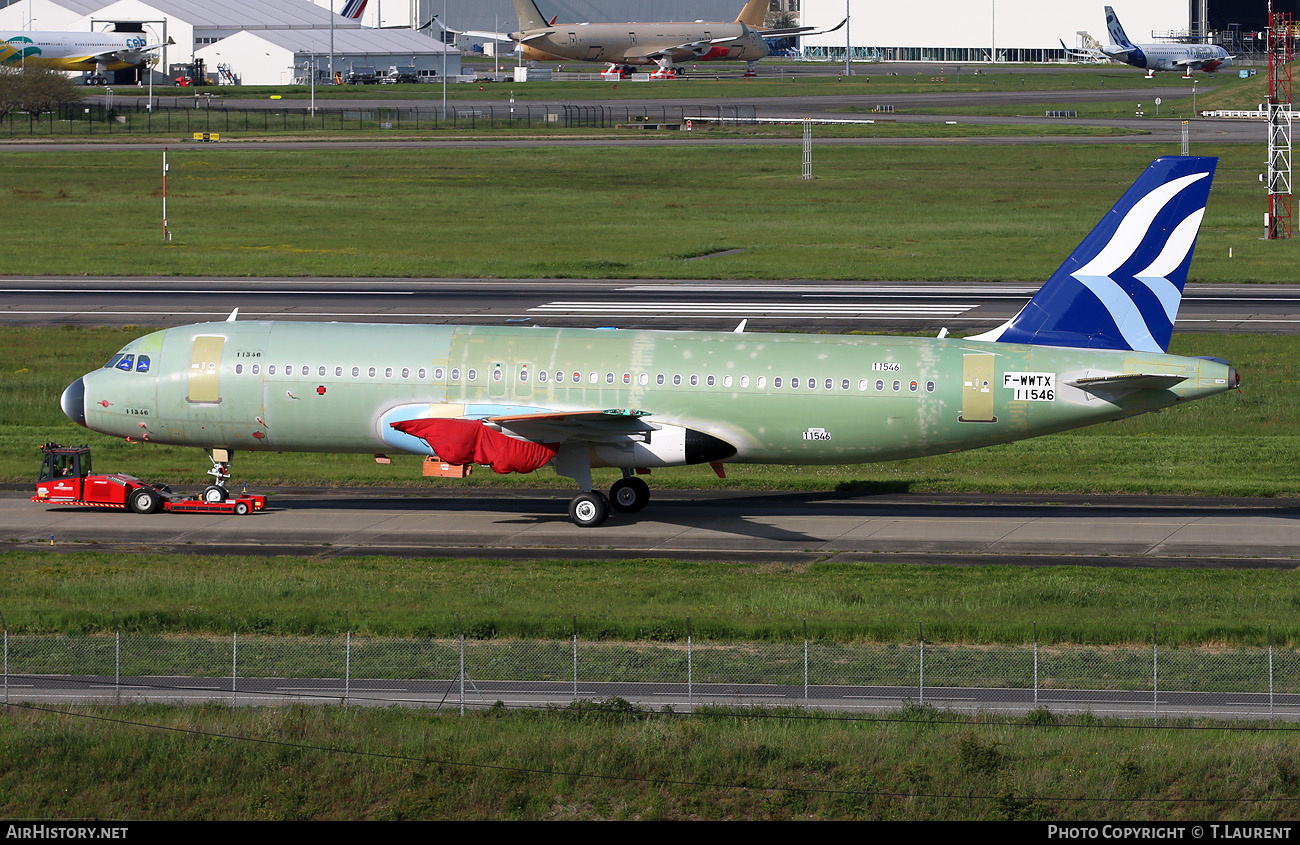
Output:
969 156 1216 353
1105 6 1135 50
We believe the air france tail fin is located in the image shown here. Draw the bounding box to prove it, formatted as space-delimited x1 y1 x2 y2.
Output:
340 0 368 20
1105 6 1136 51
968 156 1217 353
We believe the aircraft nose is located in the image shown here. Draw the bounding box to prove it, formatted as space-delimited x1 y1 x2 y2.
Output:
61 377 86 427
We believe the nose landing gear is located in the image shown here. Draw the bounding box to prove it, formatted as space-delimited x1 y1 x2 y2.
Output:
202 448 232 503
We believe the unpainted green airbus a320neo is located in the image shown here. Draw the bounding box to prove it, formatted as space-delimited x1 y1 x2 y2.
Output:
61 157 1237 526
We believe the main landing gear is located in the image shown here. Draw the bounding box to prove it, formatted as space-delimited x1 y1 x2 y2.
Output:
568 475 652 528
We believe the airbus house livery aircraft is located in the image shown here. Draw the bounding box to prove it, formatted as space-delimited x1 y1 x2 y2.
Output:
461 0 843 77
59 157 1237 527
0 28 172 84
1099 6 1230 77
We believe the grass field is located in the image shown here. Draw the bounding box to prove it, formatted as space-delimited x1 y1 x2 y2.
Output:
3 703 1298 820
0 144 1296 282
3 551 1299 645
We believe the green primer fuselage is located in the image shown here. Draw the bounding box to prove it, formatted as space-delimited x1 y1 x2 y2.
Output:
79 321 1236 469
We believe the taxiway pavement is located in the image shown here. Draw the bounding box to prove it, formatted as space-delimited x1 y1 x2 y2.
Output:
6 489 1297 566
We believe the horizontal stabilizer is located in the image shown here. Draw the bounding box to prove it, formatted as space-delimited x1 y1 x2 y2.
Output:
1069 373 1187 391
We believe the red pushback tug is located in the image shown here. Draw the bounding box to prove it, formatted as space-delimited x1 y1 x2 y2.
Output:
33 444 265 515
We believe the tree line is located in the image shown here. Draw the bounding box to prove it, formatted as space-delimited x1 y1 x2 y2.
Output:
0 65 84 119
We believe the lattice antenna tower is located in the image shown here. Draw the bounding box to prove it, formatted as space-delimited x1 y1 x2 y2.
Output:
1267 7 1294 239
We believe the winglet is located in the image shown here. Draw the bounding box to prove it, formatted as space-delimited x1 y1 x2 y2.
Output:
967 156 1216 353
226 308 239 322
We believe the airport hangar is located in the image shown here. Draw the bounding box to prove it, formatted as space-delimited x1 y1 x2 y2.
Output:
799 0 1271 64
302 0 1280 64
0 0 458 84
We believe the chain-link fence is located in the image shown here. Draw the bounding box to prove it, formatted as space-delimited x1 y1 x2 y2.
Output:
0 103 761 136
4 624 1299 720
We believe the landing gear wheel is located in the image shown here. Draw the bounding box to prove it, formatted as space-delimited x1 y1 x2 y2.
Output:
128 488 161 514
202 485 228 503
609 477 650 513
569 491 610 527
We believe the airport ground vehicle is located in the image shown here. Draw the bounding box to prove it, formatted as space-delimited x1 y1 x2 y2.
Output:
344 66 379 84
33 444 265 515
381 66 418 83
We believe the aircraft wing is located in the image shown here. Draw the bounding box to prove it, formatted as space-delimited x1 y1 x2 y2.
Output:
761 18 847 38
1060 39 1105 60
89 36 173 65
389 410 654 475
487 408 654 442
1172 55 1234 68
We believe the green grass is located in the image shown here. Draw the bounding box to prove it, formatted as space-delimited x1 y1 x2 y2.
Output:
3 552 1299 646
2 703 1298 820
0 144 1296 282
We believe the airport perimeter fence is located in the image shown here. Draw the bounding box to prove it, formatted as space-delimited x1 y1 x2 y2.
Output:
0 102 760 136
4 623 1300 721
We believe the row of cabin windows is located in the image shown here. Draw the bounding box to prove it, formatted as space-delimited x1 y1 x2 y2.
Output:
231 363 937 395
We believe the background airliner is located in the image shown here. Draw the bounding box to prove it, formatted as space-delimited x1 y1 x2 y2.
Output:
459 0 843 77
1099 5 1230 77
57 158 1237 527
0 29 171 84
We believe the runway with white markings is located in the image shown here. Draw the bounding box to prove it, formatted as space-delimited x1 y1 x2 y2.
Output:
3 277 1299 334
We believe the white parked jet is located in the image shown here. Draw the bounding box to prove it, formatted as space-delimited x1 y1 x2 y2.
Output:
0 29 172 85
1100 6 1230 78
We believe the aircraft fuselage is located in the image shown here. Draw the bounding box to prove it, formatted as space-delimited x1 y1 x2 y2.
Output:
0 31 153 72
1105 42 1230 73
512 22 768 66
70 321 1236 469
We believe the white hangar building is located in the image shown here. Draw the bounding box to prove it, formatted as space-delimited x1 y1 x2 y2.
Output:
0 0 455 84
800 0 1207 63
197 27 459 86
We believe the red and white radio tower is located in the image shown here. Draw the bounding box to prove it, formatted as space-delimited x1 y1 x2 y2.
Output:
1266 4 1294 239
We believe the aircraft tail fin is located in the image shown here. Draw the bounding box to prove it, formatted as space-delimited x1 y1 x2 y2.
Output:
735 0 768 27
340 0 368 20
967 156 1217 353
1105 5 1136 50
511 0 549 30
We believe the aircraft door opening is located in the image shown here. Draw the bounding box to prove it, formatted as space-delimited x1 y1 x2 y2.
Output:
960 353 996 423
188 336 225 404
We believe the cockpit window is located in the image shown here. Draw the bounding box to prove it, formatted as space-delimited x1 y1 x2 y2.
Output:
104 353 126 369
136 355 151 373
114 354 135 372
